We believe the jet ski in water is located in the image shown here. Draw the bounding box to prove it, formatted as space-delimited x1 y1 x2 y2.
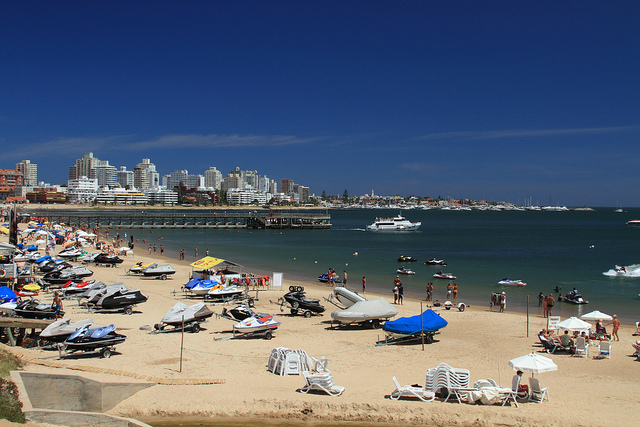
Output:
63 324 126 358
433 271 457 280
396 266 415 275
153 302 213 333
397 255 417 262
558 288 589 304
280 286 325 317
602 264 640 278
425 258 447 266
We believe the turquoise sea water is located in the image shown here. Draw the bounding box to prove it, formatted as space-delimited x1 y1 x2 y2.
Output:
121 208 640 324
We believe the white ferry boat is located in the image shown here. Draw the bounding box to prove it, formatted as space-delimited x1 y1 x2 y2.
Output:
366 214 421 231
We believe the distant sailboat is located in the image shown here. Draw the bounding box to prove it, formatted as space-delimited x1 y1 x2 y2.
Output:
615 201 623 213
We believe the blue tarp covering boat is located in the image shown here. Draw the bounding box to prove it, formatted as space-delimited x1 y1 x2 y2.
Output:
0 286 18 304
382 309 448 336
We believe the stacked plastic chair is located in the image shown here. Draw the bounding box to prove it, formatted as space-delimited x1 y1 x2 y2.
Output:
425 363 470 394
267 347 312 375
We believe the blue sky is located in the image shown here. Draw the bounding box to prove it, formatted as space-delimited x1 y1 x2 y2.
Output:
2 1 639 206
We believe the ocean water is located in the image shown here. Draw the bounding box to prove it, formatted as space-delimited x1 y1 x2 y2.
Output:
121 208 640 324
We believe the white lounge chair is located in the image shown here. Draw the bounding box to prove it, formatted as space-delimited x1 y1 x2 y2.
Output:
299 371 345 396
528 377 549 403
390 376 435 402
574 336 589 358
598 340 611 359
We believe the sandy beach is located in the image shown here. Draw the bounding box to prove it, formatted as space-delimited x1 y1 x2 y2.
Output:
2 229 639 427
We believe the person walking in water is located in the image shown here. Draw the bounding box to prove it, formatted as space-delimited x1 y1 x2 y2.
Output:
362 276 366 293
343 270 348 287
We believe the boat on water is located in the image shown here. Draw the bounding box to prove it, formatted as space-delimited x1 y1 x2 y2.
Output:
498 278 527 286
396 266 415 275
331 298 398 327
602 264 640 278
626 219 640 227
366 214 421 231
397 255 417 262
425 258 446 266
433 271 456 280
558 291 588 304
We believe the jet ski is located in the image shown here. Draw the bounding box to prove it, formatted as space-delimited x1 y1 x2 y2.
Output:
397 255 417 262
14 298 62 319
93 287 148 314
38 259 71 273
94 253 124 265
128 261 154 275
498 278 527 286
43 266 94 285
233 315 280 335
39 318 103 343
558 290 589 304
396 266 415 275
602 264 640 278
0 286 18 313
142 264 176 279
207 284 244 301
189 279 219 296
281 286 325 317
61 279 97 296
57 247 84 260
433 271 457 280
153 302 214 333
79 252 101 264
63 324 126 358
317 273 342 284
220 303 268 322
425 258 447 266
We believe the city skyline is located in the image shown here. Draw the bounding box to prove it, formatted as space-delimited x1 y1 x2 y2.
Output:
2 2 639 206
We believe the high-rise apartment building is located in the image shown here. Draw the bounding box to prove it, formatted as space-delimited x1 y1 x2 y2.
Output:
116 167 135 189
204 167 222 190
134 158 159 189
15 160 37 186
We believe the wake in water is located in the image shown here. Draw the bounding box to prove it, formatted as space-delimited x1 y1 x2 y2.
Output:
602 264 640 277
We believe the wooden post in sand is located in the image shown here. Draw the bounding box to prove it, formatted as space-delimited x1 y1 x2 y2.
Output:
180 315 184 373
420 302 424 351
526 295 529 337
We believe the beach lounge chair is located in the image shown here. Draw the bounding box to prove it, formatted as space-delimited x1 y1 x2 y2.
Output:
499 376 520 407
574 336 589 358
299 371 345 396
390 376 435 402
631 341 640 360
528 377 549 403
539 336 570 354
598 340 611 359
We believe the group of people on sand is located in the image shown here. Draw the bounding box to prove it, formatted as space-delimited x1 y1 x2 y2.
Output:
392 276 404 304
424 282 460 303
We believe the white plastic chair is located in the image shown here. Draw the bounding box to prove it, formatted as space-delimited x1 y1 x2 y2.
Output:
574 336 589 358
283 353 301 375
528 377 549 403
300 371 345 396
390 376 435 402
598 340 611 359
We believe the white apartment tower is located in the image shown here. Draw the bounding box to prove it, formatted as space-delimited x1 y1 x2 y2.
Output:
15 160 38 186
134 158 159 189
204 167 222 190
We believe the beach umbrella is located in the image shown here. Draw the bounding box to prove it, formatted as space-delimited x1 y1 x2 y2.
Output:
35 239 46 245
556 316 592 332
580 310 613 321
509 352 557 376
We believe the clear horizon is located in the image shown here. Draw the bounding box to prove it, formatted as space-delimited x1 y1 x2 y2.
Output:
2 1 639 206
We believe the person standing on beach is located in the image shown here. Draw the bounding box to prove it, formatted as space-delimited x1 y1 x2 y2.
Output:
195 247 198 259
153 244 156 254
538 292 544 307
393 276 401 304
148 244 152 255
452 283 458 302
206 249 210 257
499 292 506 312
52 292 63 320
362 276 366 293
160 245 164 256
343 270 348 287
398 283 404 305
426 282 434 301
446 283 452 300
607 315 620 341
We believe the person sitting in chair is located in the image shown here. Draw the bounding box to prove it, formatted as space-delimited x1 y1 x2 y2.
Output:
512 370 528 398
561 330 574 348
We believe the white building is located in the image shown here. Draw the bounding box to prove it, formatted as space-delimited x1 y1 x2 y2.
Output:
15 160 37 186
163 170 204 191
91 164 117 188
96 189 148 205
226 189 268 205
134 158 159 189
67 176 98 203
116 166 135 189
204 167 222 190
145 187 178 205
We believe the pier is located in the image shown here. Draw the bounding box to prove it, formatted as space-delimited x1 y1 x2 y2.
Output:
24 208 332 230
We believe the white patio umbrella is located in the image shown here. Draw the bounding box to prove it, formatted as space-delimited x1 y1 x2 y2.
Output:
556 316 592 332
580 310 613 321
35 239 46 245
509 352 558 377
34 230 48 236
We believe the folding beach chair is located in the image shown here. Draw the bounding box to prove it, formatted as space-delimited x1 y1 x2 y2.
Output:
528 377 549 403
390 376 435 402
573 336 589 358
598 340 611 359
299 371 345 396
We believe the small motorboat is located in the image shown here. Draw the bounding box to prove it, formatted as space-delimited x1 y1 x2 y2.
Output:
39 318 102 343
397 255 417 262
233 315 280 335
14 298 62 319
396 266 415 275
331 298 398 327
498 278 527 286
425 258 447 266
142 264 176 279
94 253 124 265
128 261 155 275
433 271 456 280
153 302 213 333
333 286 367 308
63 324 127 358
366 214 421 231
207 284 244 301
281 286 325 317
381 309 448 344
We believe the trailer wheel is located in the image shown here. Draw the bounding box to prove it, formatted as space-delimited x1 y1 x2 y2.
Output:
371 319 381 329
458 304 466 312
304 310 312 318
160 274 167 280
191 323 201 333
101 348 111 358
289 285 296 292
425 334 434 344
124 307 133 315
264 330 273 340
290 309 298 315
154 323 162 330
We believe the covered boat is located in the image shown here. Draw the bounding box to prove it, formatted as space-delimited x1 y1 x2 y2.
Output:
40 318 102 343
331 298 398 327
333 286 366 308
94 287 148 314
142 264 176 279
381 309 448 344
154 302 213 333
